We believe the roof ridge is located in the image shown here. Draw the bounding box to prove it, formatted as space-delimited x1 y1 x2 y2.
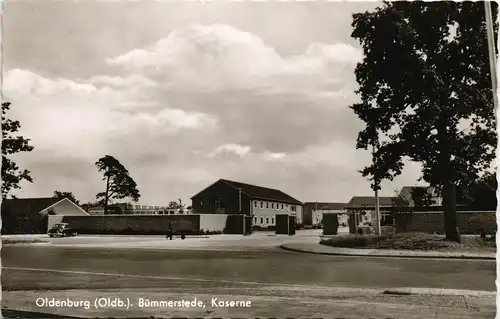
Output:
221 178 281 192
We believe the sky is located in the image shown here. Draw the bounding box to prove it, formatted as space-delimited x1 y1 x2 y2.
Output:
3 1 428 205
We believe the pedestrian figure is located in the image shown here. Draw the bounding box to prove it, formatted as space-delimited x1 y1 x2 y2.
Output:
166 220 173 240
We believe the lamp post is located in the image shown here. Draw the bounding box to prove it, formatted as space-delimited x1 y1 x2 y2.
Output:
372 143 381 236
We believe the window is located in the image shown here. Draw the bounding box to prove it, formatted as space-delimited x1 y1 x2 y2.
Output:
260 217 264 224
266 202 269 209
254 201 257 208
253 216 257 224
215 200 225 209
271 218 274 224
281 204 284 209
271 203 274 209
260 201 263 208
291 206 296 212
266 217 269 224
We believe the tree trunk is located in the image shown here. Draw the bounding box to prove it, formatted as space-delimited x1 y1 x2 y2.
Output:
104 174 110 215
442 180 460 242
437 119 460 242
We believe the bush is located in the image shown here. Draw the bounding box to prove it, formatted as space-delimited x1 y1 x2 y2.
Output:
320 235 386 248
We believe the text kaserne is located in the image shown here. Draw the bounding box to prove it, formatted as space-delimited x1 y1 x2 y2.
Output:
211 298 252 308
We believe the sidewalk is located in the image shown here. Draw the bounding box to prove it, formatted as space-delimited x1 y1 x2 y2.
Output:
2 287 495 319
280 243 496 260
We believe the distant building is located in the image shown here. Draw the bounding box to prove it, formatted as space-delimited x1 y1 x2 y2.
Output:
1 197 88 234
397 186 442 206
302 202 347 227
345 196 397 227
88 203 184 215
190 178 303 227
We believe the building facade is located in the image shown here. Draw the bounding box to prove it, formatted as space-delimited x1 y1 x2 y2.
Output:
190 179 303 228
302 202 347 227
397 186 442 207
345 196 397 227
2 197 88 234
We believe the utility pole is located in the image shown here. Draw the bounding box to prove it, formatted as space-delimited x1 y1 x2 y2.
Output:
372 143 381 236
484 1 498 111
238 188 242 214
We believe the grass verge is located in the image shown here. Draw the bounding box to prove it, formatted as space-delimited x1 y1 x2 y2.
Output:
320 232 496 252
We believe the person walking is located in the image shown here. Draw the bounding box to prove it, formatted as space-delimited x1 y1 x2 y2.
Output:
166 220 173 240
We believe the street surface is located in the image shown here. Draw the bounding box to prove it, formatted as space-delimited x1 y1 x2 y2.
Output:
2 231 496 318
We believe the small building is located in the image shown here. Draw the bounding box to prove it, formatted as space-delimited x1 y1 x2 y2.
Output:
398 186 442 207
345 196 397 227
190 178 303 228
1 197 88 234
302 202 347 227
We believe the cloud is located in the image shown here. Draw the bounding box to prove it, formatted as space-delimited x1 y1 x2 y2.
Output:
4 69 105 95
2 69 218 161
106 23 362 94
208 143 286 161
209 144 252 158
87 74 158 88
4 21 423 205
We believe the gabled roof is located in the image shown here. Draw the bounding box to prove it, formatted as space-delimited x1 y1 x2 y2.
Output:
191 178 302 205
303 202 346 211
345 196 397 208
1 197 89 216
399 186 438 198
1 197 60 217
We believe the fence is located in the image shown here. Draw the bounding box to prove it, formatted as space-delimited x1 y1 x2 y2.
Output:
48 214 249 235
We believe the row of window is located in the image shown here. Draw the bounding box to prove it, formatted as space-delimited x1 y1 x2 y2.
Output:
253 216 275 226
254 201 297 211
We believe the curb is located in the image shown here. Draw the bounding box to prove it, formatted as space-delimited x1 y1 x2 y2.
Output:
382 288 496 297
279 244 496 260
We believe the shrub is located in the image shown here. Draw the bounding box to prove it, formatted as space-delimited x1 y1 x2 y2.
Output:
320 235 387 248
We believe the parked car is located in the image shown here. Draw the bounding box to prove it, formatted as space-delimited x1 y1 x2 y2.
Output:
48 223 77 237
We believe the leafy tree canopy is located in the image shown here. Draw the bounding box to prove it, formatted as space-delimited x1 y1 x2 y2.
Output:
53 191 80 205
351 1 497 241
1 102 34 198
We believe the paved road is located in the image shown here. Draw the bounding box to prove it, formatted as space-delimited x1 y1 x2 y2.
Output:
2 244 496 318
3 245 495 291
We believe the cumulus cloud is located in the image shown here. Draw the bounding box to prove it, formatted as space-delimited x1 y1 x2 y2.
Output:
106 23 362 95
2 69 218 160
4 69 105 95
88 74 158 88
208 143 288 162
209 144 252 158
4 19 422 204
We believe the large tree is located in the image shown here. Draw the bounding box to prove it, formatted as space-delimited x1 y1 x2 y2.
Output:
351 2 497 242
1 102 34 199
95 155 140 214
53 191 80 205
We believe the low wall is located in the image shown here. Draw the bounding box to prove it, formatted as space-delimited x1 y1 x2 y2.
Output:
394 211 496 234
199 214 228 232
47 214 248 235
